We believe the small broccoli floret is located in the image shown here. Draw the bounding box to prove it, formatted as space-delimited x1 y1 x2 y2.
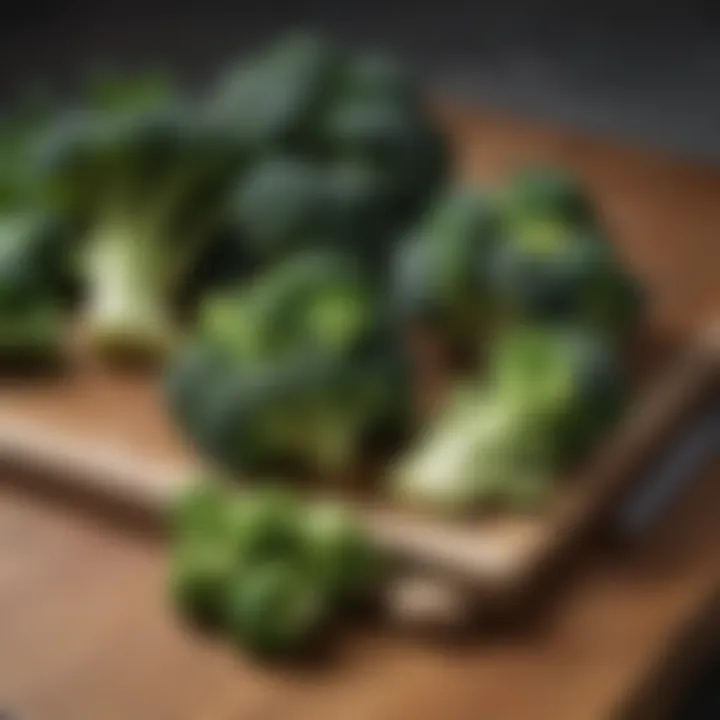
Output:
391 325 625 514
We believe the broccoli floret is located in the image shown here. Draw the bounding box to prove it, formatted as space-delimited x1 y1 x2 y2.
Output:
496 166 642 336
304 502 385 607
169 480 386 658
165 253 411 479
213 33 448 270
322 96 447 222
504 165 597 234
208 31 341 154
35 81 246 364
391 187 501 342
391 326 625 514
224 559 326 658
230 156 395 267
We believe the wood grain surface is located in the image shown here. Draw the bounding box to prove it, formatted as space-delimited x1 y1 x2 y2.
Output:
0 456 717 720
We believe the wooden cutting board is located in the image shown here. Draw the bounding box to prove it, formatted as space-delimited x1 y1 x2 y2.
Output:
0 105 717 610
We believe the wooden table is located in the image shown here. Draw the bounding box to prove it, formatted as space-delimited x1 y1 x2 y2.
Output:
0 456 717 720
0 107 718 719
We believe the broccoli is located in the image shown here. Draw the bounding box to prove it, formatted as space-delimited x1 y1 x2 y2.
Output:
165 253 411 479
0 213 73 367
229 157 392 267
391 326 625 513
35 77 246 364
224 560 326 658
208 31 341 154
213 33 447 271
169 482 384 658
503 165 597 235
170 540 235 629
496 166 642 335
304 501 385 607
391 187 501 344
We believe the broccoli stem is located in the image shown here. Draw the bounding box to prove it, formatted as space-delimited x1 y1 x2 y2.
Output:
82 215 175 361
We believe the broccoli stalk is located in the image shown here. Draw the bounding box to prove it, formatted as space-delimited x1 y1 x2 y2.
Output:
392 326 625 514
81 214 174 355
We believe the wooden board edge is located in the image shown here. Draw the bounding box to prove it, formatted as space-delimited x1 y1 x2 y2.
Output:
0 325 717 602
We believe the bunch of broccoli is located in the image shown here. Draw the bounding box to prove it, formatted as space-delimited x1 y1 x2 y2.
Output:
169 481 384 658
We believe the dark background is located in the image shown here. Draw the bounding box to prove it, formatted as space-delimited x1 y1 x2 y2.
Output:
3 1 720 160
1 2 719 716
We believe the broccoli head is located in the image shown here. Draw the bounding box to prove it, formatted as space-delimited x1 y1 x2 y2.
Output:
214 33 448 271
165 252 412 480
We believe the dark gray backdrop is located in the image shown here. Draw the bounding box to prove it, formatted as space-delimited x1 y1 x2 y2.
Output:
3 1 720 160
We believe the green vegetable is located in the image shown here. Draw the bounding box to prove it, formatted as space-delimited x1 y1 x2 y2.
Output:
35 76 246 363
391 187 500 341
0 213 73 366
224 560 325 658
226 486 305 564
503 165 597 235
392 326 625 513
165 253 411 479
209 31 340 153
304 502 384 606
170 541 235 629
496 166 641 335
213 33 447 270
169 482 384 659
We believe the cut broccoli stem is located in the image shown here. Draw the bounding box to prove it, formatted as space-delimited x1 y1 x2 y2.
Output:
82 214 176 361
